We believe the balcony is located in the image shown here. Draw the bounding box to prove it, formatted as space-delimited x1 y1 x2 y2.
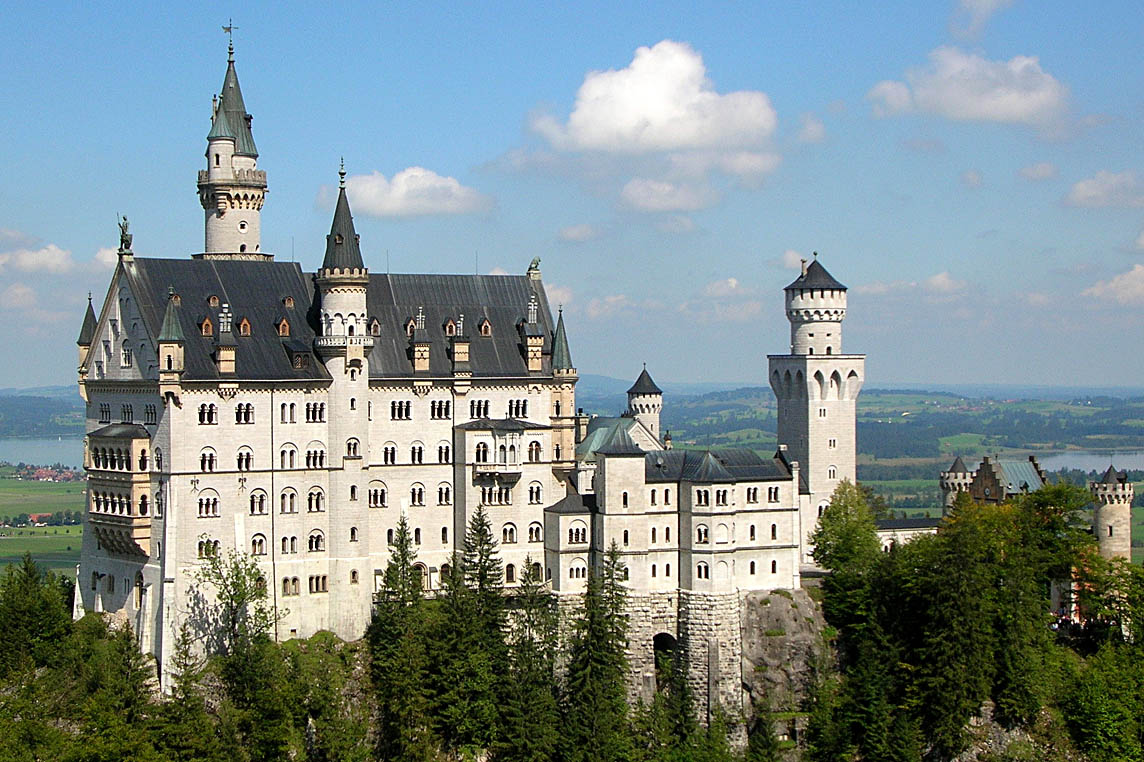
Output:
474 461 522 480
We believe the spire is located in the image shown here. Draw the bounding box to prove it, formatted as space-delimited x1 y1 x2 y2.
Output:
1100 464 1123 485
219 45 257 157
77 293 97 346
207 95 236 140
322 168 364 271
627 366 662 395
552 307 574 370
158 288 185 342
785 256 847 291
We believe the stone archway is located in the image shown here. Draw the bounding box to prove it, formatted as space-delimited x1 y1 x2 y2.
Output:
653 632 679 692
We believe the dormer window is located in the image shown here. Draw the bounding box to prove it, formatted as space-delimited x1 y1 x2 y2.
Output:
444 319 456 337
335 234 344 245
405 319 415 338
172 293 182 306
278 319 290 337
208 295 219 307
370 319 381 336
283 296 295 309
479 318 492 337
238 318 251 337
201 318 214 337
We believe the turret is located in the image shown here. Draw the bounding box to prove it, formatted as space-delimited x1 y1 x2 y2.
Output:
1090 465 1133 562
550 307 577 465
215 303 237 375
197 42 270 260
157 288 185 403
521 295 545 373
939 456 974 513
784 254 847 355
314 164 372 365
77 294 97 369
627 365 663 441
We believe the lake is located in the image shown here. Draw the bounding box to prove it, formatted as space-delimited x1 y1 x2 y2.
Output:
0 438 84 469
1035 451 1144 473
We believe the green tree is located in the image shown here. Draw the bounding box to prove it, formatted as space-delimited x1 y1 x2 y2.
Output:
151 624 230 762
0 553 72 679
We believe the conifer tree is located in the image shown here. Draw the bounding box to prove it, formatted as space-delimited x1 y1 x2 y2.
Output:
152 624 230 762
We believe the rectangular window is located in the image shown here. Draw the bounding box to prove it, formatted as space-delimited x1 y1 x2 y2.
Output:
99 403 111 424
120 404 132 423
121 347 132 367
144 404 157 425
767 486 780 503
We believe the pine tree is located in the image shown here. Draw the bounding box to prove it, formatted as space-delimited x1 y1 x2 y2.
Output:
152 624 230 762
562 543 633 762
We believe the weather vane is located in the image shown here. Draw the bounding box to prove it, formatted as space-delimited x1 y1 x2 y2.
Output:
222 18 238 45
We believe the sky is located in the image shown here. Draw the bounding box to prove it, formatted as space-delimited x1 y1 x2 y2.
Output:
2 1 1142 389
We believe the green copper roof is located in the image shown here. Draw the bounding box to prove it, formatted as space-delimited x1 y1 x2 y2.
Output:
219 50 258 157
207 96 236 141
322 179 365 271
158 289 184 342
77 296 97 346
552 309 573 370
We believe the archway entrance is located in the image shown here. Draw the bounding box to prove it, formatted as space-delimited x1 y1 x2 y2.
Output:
653 632 678 692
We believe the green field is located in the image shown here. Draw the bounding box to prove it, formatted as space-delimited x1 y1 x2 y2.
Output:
0 524 83 574
0 476 86 514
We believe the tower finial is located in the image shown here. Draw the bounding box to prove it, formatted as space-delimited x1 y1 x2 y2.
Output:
222 18 238 60
88 292 92 304
339 158 346 189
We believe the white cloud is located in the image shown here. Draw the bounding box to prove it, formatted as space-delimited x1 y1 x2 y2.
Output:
558 223 600 242
1023 292 1051 307
856 279 917 296
797 113 826 143
620 178 718 212
961 169 983 188
924 271 967 294
532 40 777 153
585 294 632 319
1083 265 1144 305
0 243 75 274
768 249 805 270
93 247 119 270
868 46 1067 128
702 278 746 298
344 168 492 217
1019 162 1057 181
0 229 38 249
0 283 37 309
546 283 574 307
953 0 1015 39
1065 170 1144 208
487 267 510 276
657 215 696 234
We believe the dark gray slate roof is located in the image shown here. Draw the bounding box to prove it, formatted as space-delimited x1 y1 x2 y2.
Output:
1100 465 1125 485
124 258 328 382
785 258 846 291
627 367 662 395
321 183 364 271
90 423 151 439
219 48 258 157
644 448 791 484
77 297 97 345
947 455 970 474
455 418 549 432
364 273 554 378
552 309 573 370
547 490 597 515
596 426 644 457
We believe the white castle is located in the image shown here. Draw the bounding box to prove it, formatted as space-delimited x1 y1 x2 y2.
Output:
74 45 865 713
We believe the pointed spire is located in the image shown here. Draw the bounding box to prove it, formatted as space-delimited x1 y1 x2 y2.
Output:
158 287 185 342
207 95 236 140
77 293 97 346
219 44 257 157
627 366 661 395
552 307 574 370
321 166 364 271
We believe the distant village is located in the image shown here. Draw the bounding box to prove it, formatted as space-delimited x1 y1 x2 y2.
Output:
2 461 84 483
0 460 84 528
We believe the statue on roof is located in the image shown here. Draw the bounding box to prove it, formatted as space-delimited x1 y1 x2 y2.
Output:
528 256 541 272
118 216 132 253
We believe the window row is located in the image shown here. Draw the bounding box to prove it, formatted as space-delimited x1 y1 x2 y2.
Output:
90 491 153 517
91 447 148 472
381 443 451 464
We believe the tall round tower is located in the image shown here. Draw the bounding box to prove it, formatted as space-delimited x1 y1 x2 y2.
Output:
939 456 973 513
1090 465 1133 562
768 255 865 563
627 365 663 442
197 43 270 259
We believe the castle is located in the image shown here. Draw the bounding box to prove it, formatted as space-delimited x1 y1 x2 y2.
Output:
74 45 865 714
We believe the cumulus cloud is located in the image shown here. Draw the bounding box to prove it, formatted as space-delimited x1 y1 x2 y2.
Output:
797 113 826 143
924 271 967 293
868 46 1068 128
546 283 574 307
768 249 805 270
93 247 119 270
677 277 763 323
702 277 747 298
952 0 1015 39
620 178 718 212
0 229 38 249
1019 162 1057 181
1064 171 1144 208
343 168 492 217
961 170 983 188
856 279 916 296
0 283 37 309
558 223 601 242
0 243 75 274
1083 265 1144 305
487 267 510 276
585 294 632 319
532 40 777 153
668 151 781 182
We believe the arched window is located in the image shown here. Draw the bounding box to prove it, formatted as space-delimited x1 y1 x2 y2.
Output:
350 526 359 542
622 492 628 507
828 465 837 479
249 491 267 515
771 560 777 574
664 488 671 505
350 485 358 501
771 523 777 540
437 484 452 505
506 564 516 583
346 438 360 457
476 442 489 463
529 522 543 542
696 525 709 544
750 561 756 575
623 529 629 546
280 489 297 514
528 441 542 462
502 523 517 544
410 484 425 506
308 531 325 552
651 527 657 544
697 562 709 580
251 534 267 555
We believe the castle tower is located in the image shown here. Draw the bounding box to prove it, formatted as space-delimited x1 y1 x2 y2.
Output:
551 307 578 468
1090 465 1133 562
768 256 865 563
197 42 270 260
313 164 373 633
627 365 663 442
939 456 973 513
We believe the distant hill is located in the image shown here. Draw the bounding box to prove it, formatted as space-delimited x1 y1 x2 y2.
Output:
0 385 78 401
0 395 84 438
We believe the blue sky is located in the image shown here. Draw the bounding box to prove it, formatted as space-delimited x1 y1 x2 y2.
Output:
2 1 1142 388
